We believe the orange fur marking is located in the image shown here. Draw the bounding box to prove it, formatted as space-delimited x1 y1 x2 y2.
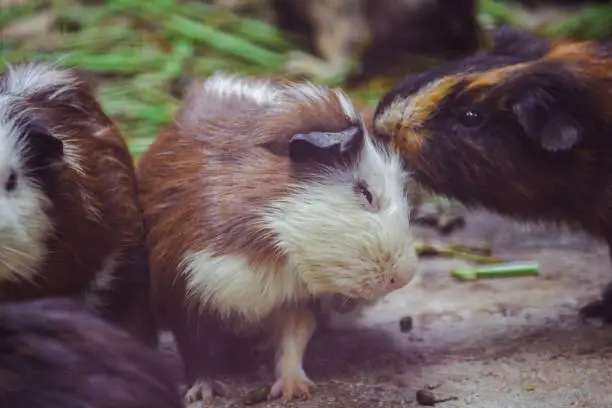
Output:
464 63 530 90
375 75 462 155
546 40 593 60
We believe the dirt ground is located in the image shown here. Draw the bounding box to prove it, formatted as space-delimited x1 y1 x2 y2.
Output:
163 209 612 408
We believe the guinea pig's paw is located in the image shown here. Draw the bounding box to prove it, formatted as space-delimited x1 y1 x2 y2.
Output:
579 299 603 320
268 370 315 402
184 379 215 406
579 298 612 328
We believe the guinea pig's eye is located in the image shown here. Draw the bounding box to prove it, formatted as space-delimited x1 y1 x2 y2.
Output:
357 182 372 204
5 170 17 192
354 180 379 212
459 110 483 128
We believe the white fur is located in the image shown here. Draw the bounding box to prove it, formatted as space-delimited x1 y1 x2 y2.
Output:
197 71 358 120
182 251 307 322
0 62 84 282
181 75 419 323
201 72 282 106
84 250 120 308
265 129 419 298
3 62 76 98
0 120 52 282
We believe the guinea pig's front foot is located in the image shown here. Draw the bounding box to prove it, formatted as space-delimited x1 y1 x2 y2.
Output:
579 281 612 327
268 369 315 401
268 307 317 402
184 379 216 406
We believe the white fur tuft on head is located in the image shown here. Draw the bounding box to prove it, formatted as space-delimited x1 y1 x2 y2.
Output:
200 72 282 107
273 80 359 121
2 61 78 100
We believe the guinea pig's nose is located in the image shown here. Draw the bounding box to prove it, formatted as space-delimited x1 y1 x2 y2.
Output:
386 275 408 293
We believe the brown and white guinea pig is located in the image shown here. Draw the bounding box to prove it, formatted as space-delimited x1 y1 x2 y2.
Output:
137 72 420 403
0 62 157 346
0 297 182 408
373 26 612 321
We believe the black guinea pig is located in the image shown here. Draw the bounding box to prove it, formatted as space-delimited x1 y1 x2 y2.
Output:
373 26 612 321
0 297 182 408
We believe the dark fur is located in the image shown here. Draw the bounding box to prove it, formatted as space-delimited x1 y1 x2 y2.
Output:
0 297 182 408
374 26 612 319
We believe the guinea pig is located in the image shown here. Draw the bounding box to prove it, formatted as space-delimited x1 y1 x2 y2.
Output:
373 26 612 321
0 297 182 408
137 72 420 404
0 62 157 346
276 0 482 84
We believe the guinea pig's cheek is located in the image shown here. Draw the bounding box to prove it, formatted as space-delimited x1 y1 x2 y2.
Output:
393 127 427 159
0 204 15 232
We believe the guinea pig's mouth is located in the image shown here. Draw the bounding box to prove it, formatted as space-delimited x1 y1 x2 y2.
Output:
329 293 378 314
330 295 361 313
342 287 380 301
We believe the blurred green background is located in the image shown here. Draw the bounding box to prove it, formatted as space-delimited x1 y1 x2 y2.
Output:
2 0 611 159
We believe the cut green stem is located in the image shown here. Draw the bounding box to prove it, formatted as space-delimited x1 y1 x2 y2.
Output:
451 262 540 281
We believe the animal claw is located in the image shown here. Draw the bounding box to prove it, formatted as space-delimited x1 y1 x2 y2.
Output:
184 379 215 406
268 372 315 402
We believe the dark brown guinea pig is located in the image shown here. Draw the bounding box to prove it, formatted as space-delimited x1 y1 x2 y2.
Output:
0 297 182 408
0 62 157 346
373 26 612 321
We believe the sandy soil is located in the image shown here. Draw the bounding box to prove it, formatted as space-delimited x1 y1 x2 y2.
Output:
164 209 612 408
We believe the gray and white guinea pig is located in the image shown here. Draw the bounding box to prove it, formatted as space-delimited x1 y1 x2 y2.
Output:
0 297 182 408
0 62 157 346
137 72 420 404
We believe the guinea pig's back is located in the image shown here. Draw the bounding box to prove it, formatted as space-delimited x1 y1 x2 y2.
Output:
0 297 182 408
137 76 293 324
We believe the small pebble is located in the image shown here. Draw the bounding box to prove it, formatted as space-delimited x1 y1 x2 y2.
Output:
399 315 413 333
416 389 437 406
416 389 458 406
242 385 271 406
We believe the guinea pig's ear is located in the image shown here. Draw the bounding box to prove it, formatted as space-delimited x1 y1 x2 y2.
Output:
289 125 364 166
511 87 583 152
23 120 64 165
492 25 550 59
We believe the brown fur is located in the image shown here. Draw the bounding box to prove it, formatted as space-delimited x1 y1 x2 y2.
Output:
1 65 158 346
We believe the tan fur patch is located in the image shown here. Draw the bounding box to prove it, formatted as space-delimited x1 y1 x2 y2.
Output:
374 75 462 155
546 40 593 61
391 127 426 159
463 62 530 91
